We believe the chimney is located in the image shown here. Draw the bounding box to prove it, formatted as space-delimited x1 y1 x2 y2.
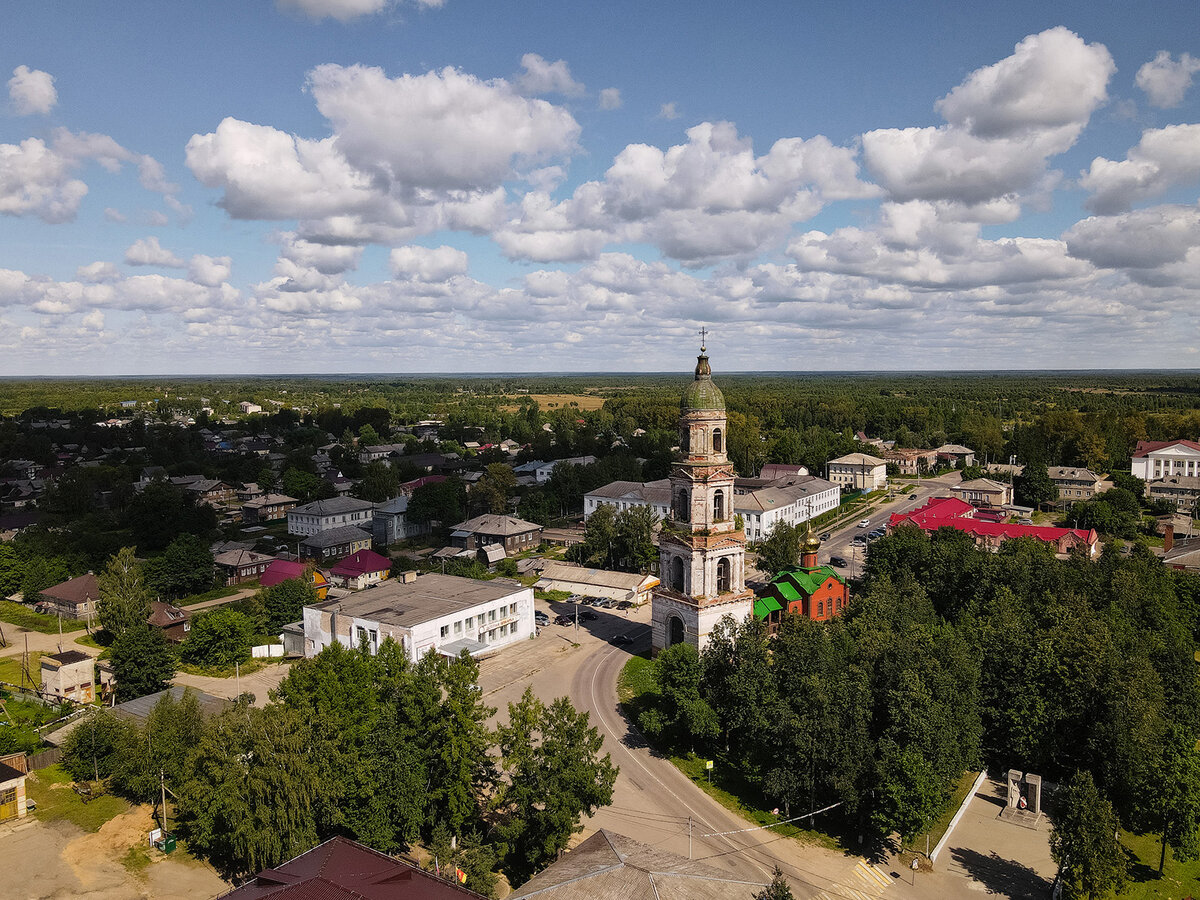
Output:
1164 525 1174 553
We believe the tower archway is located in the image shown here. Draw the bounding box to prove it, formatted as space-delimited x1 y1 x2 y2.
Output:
668 615 685 646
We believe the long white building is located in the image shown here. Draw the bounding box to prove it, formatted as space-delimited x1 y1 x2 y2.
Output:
1132 440 1200 482
301 573 533 662
584 474 840 542
288 496 376 536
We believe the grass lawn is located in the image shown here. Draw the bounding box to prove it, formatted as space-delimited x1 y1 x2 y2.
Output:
901 769 980 860
178 585 245 607
0 650 44 688
177 656 279 679
0 601 70 634
27 764 131 832
1117 829 1200 899
617 656 841 852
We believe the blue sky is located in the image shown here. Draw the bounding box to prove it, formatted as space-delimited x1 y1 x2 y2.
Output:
2 1 1199 374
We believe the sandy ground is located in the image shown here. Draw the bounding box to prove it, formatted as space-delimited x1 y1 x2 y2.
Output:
2 805 229 900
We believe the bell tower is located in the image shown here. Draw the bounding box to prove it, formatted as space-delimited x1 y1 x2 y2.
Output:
652 334 754 654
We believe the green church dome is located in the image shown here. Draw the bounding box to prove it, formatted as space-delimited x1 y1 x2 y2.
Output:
681 351 725 411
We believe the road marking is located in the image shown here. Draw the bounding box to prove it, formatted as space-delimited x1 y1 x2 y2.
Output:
854 860 892 889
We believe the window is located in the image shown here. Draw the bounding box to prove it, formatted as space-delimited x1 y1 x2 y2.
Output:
712 427 723 453
465 616 474 628
489 609 497 622
454 621 463 634
717 558 731 593
0 787 15 805
440 625 449 637
713 489 725 521
818 601 824 617
674 489 690 523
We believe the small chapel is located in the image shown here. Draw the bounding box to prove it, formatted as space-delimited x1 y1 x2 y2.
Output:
752 521 849 633
650 338 755 654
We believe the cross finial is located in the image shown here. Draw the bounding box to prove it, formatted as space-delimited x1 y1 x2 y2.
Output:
698 326 708 351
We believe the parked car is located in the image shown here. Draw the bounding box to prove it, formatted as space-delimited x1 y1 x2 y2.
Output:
829 555 848 568
567 594 584 604
611 633 633 646
580 610 598 621
596 598 617 609
534 611 550 626
617 600 635 610
851 535 866 546
858 519 871 528
554 614 572 626
870 528 886 539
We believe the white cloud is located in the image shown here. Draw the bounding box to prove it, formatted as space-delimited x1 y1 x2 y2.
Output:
1064 205 1200 270
276 0 443 22
278 232 363 274
515 53 584 97
658 102 680 120
1080 124 1200 214
308 64 579 191
75 261 121 283
1136 51 1200 108
496 122 875 264
188 254 233 287
81 310 105 330
0 128 178 224
862 28 1113 211
103 207 126 223
599 88 622 110
389 244 469 281
125 237 185 268
8 66 57 115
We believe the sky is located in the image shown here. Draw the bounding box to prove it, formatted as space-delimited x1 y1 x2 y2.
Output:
2 1 1199 376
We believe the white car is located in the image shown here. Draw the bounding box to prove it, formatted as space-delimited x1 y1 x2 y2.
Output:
858 519 871 528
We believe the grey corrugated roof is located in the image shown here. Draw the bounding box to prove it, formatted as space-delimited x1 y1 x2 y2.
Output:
291 497 376 516
585 479 671 505
451 514 542 536
301 525 373 548
309 573 526 629
510 830 768 899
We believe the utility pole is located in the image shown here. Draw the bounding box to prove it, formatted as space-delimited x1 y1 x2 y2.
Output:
161 769 168 834
688 816 693 859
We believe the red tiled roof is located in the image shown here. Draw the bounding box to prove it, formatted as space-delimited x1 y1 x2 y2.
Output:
401 475 447 493
39 573 99 607
1133 439 1200 458
217 836 484 899
330 550 392 578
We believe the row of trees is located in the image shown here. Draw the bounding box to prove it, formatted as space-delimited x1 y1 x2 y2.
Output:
62 643 617 894
635 528 1200 868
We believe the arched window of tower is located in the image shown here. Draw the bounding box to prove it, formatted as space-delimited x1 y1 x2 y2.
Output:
670 556 685 593
713 489 725 521
713 427 723 454
717 558 731 593
674 489 689 523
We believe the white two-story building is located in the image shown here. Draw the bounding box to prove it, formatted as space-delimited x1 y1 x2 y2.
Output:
288 497 376 536
1132 440 1200 482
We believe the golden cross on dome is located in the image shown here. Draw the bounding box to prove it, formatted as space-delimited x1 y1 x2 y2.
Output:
698 326 708 351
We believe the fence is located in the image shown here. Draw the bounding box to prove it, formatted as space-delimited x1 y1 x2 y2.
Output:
251 643 284 659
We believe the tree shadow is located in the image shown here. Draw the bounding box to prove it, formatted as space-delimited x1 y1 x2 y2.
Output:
947 847 1051 898
1123 843 1161 885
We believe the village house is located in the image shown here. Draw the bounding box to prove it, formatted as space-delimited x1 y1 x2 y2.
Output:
882 447 939 475
213 548 276 585
288 496 375 536
260 559 330 600
0 756 28 823
1047 466 1109 501
185 478 237 507
328 549 392 590
35 573 99 620
936 443 977 467
300 525 373 561
241 493 298 524
302 573 533 663
450 514 543 556
147 600 190 642
372 494 429 544
951 477 1015 508
826 452 888 492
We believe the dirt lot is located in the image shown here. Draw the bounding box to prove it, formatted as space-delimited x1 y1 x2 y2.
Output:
2 805 229 899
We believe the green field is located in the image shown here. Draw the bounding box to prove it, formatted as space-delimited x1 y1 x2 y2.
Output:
27 764 131 833
0 601 73 635
1115 830 1200 899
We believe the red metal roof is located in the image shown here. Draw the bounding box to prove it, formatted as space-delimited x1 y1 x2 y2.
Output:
1133 439 1200 457
217 836 484 899
889 496 1096 548
329 550 392 578
259 559 308 587
887 496 974 529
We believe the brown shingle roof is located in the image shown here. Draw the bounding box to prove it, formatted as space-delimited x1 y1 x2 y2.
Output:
39 573 99 607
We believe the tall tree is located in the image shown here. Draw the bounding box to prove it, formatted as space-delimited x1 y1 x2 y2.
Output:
260 577 317 632
181 608 254 669
355 460 399 502
1050 770 1127 900
429 652 494 837
145 533 215 600
754 869 796 900
493 688 618 884
614 506 659 573
177 703 322 879
98 547 152 637
1154 730 1200 874
1014 463 1057 509
110 621 175 702
757 522 800 575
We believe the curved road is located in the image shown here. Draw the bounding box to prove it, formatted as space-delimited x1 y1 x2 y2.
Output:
569 630 908 900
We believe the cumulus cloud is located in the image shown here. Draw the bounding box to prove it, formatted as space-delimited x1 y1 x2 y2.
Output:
0 128 179 224
496 122 875 264
599 88 622 110
1136 51 1200 108
188 254 233 287
1064 205 1200 270
278 232 363 274
389 244 469 281
515 53 584 97
125 237 185 268
863 28 1113 211
8 66 57 115
276 0 443 22
1080 124 1200 214
75 261 121 283
658 102 680 120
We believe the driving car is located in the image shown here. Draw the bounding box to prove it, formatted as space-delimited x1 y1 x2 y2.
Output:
611 634 633 645
820 532 832 541
858 519 870 528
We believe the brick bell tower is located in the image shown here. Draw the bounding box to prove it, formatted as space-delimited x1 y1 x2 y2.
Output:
651 333 754 655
